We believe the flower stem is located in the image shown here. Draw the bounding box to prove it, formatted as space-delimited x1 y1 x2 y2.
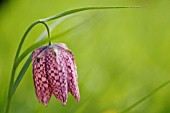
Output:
39 22 52 45
4 69 16 113
4 20 51 113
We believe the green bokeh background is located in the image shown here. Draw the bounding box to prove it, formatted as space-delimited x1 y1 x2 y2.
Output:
0 0 170 113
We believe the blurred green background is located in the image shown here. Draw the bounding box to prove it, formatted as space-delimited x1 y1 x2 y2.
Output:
0 0 170 113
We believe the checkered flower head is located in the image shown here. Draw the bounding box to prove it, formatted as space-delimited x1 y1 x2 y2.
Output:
32 43 80 106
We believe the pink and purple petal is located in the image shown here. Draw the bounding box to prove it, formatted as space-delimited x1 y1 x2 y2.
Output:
32 46 47 62
32 47 52 106
46 47 68 105
56 44 80 102
65 50 80 102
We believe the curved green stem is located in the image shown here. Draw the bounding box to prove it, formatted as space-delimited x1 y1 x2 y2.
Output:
39 22 52 45
13 22 51 71
4 20 39 113
5 21 51 113
5 69 16 113
14 21 51 62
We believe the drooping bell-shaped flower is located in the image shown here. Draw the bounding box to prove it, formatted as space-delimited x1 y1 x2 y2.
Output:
32 43 80 106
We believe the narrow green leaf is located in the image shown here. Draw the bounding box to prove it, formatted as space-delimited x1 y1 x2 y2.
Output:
12 56 32 95
120 80 170 113
42 6 144 22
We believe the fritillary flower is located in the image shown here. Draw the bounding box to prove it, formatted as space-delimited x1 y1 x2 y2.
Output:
32 43 80 106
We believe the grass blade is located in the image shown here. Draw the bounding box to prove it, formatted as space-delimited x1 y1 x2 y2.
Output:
120 80 170 113
42 6 144 22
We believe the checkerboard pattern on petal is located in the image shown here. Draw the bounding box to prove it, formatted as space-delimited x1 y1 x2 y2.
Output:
32 43 80 106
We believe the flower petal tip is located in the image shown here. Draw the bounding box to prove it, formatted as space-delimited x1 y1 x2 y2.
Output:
77 97 80 102
62 102 67 106
44 103 48 107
